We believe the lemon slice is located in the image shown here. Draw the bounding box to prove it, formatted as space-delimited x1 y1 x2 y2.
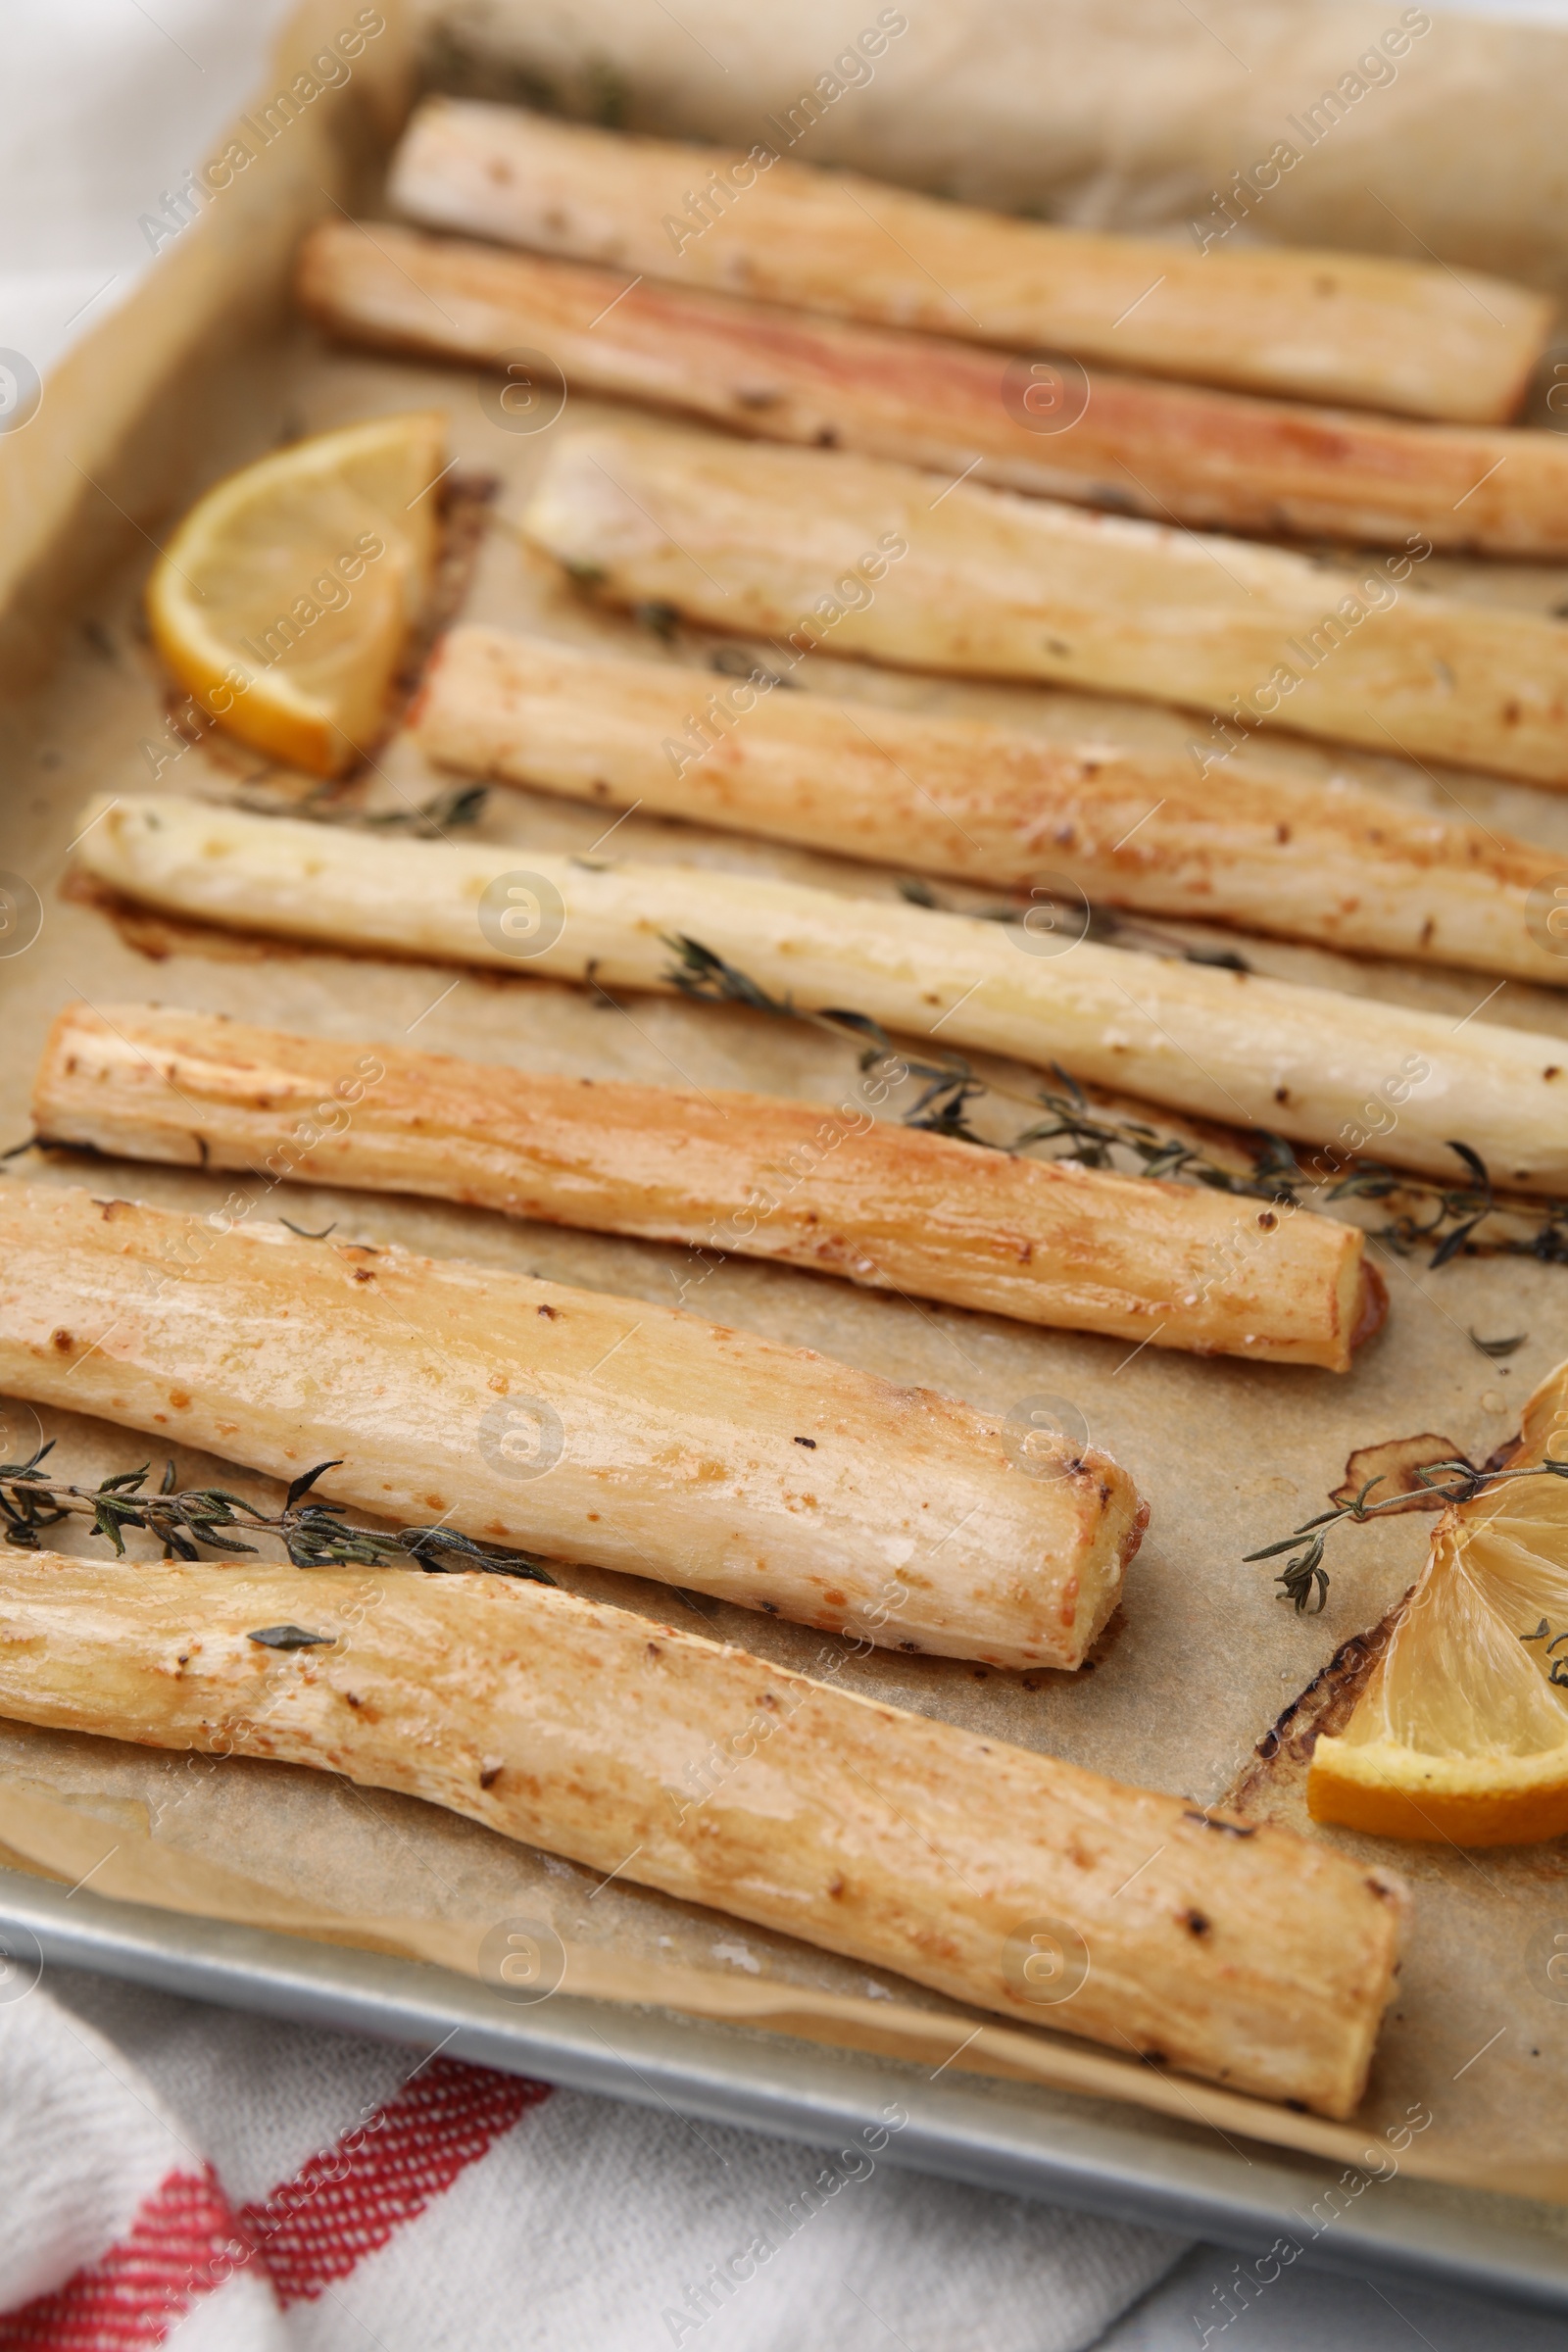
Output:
147 412 447 777
1309 1361 1568 1846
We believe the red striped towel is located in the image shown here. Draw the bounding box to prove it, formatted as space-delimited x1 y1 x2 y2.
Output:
0 1972 1182 2348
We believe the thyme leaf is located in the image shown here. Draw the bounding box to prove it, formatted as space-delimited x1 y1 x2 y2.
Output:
0 1448 557 1585
283 1459 341 1511
663 933 797 1018
708 644 800 690
1522 1621 1568 1688
633 599 682 642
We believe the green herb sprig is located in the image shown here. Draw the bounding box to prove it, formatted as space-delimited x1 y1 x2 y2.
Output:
661 934 1568 1263
894 876 1251 973
1246 1459 1568 1613
0 1447 556 1583
236 783 491 838
662 933 996 1143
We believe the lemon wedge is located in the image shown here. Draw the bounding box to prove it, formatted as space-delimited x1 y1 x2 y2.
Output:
146 412 447 777
1309 1360 1568 1846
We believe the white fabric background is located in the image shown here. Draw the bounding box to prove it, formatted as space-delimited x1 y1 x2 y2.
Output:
9 1959 1568 2349
0 0 300 381
3 4 1568 2346
3 1966 1183 2349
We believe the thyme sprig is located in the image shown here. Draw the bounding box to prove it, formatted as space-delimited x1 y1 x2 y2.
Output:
1006 1067 1301 1198
235 783 491 837
894 876 1251 972
1245 1459 1568 1613
356 784 491 837
662 933 996 1143
0 1447 556 1583
660 935 1568 1261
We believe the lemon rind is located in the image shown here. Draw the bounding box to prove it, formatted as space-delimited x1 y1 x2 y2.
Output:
1309 1732 1568 1845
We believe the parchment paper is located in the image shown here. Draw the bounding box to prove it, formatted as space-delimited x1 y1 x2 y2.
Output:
409 0 1568 296
4 0 1568 2206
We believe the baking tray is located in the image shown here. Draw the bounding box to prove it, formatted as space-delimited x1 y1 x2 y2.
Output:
5 0 1568 2309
